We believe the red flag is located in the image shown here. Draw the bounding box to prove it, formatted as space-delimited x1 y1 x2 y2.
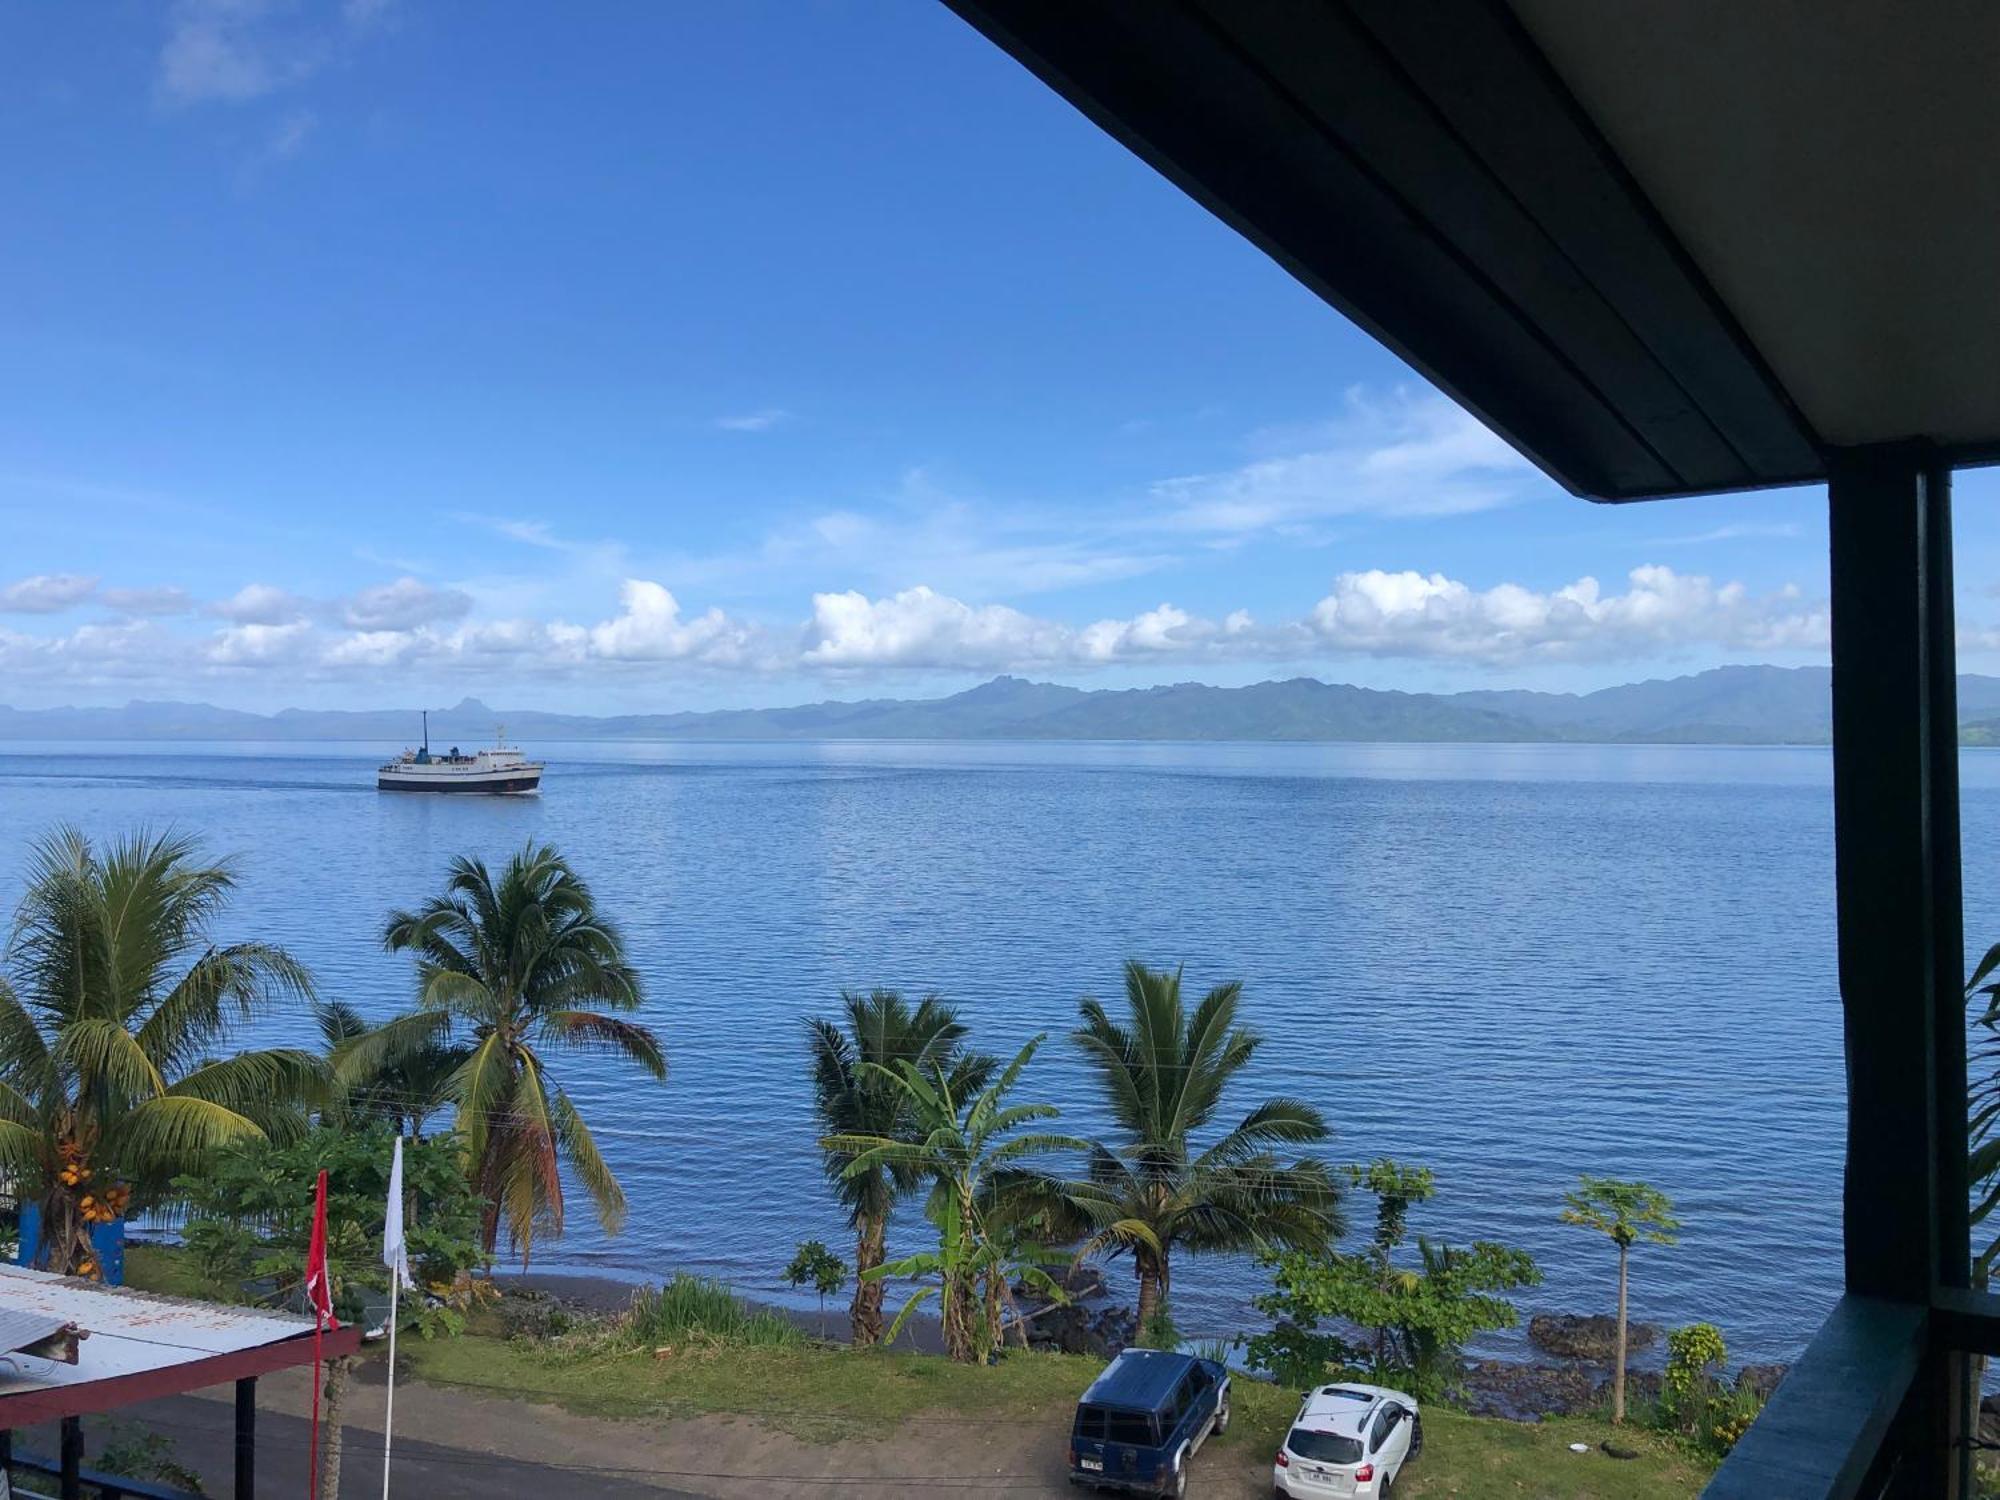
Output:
304 1168 338 1330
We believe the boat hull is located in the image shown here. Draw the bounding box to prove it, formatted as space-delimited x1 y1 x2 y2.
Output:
377 769 543 794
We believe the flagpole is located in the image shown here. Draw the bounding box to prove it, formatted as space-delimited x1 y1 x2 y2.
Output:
381 1275 399 1500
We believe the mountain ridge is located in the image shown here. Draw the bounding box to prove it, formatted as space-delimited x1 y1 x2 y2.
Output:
8 665 2000 745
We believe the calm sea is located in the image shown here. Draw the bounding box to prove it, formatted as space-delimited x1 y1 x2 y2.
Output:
3 738 1996 1365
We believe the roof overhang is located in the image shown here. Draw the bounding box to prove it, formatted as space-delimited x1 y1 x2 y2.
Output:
943 0 2000 501
0 1265 363 1427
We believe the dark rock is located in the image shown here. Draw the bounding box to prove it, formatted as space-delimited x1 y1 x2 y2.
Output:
1601 1442 1641 1461
1593 1369 1661 1407
1737 1363 1788 1402
1455 1359 1600 1421
1528 1313 1660 1362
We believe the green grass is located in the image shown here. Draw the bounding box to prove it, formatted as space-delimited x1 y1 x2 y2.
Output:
404 1326 1716 1493
128 1246 1713 1493
123 1243 240 1302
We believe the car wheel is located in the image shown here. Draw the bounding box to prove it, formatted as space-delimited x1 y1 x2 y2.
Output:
1170 1457 1188 1498
1409 1414 1424 1460
1380 1472 1394 1500
1215 1398 1231 1435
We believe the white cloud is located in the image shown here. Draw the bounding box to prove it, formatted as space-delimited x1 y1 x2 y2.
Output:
588 580 754 663
159 0 324 104
0 563 1832 700
714 409 791 432
100 586 195 616
1306 565 1826 663
158 0 390 107
1 574 98 613
210 582 307 625
206 620 313 665
340 577 472 631
801 587 1226 671
1152 389 1541 535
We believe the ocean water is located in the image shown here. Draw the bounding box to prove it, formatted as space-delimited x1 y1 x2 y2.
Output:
3 737 1996 1365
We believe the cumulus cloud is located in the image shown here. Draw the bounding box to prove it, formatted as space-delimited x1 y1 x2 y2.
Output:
340 577 473 631
588 580 754 663
209 583 307 625
1153 389 1540 535
1 574 98 613
0 564 1833 699
101 586 195 616
206 620 313 665
1306 565 1826 663
801 587 1230 671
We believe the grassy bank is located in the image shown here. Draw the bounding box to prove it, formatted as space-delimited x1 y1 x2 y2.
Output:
403 1323 1713 1495
125 1248 1712 1494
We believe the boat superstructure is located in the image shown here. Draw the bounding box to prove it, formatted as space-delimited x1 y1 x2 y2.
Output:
377 714 543 794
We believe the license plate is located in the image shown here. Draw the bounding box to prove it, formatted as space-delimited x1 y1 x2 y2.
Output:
1080 1458 1103 1472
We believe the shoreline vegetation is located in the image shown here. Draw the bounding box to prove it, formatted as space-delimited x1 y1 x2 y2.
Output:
1 825 1775 1495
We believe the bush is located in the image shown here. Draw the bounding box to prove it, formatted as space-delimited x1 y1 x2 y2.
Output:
1656 1321 1765 1456
621 1275 804 1350
1660 1323 1727 1437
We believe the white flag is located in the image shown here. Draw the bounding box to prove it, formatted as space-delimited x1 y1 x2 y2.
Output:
383 1135 416 1292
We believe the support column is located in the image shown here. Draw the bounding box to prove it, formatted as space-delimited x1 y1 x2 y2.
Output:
58 1415 80 1500
235 1376 257 1500
1827 442 1967 1496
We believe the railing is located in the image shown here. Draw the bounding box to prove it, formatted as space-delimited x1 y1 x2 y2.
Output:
8 1452 200 1500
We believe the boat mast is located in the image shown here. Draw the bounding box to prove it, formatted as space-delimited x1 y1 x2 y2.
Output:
422 710 429 755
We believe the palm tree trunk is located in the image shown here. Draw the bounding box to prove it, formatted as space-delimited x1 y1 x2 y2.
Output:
319 1355 354 1498
1136 1251 1166 1335
1613 1243 1630 1425
852 1214 886 1347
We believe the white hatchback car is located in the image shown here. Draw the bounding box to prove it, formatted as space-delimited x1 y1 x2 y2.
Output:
1272 1382 1422 1498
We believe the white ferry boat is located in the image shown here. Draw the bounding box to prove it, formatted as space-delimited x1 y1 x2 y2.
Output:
377 715 543 794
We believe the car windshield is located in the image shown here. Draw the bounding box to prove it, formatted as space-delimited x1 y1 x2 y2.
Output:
1075 1405 1155 1446
1287 1427 1365 1465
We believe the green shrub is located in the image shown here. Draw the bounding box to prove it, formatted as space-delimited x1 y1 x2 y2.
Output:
621 1274 804 1349
1660 1323 1727 1437
1656 1322 1765 1456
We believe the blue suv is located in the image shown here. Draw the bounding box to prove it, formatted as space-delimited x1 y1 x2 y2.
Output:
1069 1348 1232 1497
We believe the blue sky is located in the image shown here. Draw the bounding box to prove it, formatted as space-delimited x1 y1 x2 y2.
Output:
4 0 1998 712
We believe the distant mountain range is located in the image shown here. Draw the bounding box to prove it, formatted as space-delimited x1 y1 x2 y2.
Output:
11 665 2000 745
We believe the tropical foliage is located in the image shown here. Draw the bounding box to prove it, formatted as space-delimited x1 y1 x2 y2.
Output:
1050 961 1341 1326
354 842 666 1263
805 990 991 1345
1247 1158 1540 1401
173 1120 486 1330
784 1239 847 1338
314 998 457 1136
826 1036 1083 1362
0 827 321 1275
1561 1175 1680 1424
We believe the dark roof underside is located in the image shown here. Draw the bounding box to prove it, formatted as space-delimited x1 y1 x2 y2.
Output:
946 1 2000 502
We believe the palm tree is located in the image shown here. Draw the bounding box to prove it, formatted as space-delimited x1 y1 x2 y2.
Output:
357 842 664 1264
0 827 321 1274
805 990 991 1346
1560 1175 1680 1424
314 999 458 1135
1055 961 1341 1329
826 1036 1084 1361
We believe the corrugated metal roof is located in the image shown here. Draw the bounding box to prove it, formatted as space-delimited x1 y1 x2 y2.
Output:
0 1308 71 1358
0 1263 315 1395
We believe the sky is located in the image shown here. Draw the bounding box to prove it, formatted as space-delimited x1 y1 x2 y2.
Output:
4 0 1999 714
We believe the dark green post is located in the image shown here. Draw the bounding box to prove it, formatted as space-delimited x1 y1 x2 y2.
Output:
1827 442 1968 1497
